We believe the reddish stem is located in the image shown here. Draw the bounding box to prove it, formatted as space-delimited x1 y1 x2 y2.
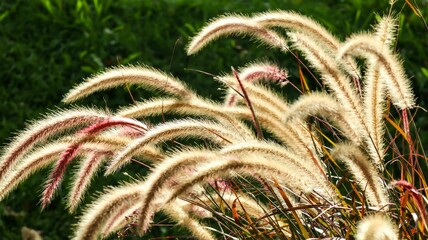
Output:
232 67 263 140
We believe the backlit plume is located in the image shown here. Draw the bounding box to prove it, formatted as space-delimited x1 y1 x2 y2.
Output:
2 7 425 240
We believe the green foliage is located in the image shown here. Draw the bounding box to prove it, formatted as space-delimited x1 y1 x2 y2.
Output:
0 0 427 239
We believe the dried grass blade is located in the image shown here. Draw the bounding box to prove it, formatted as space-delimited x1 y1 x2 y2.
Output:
0 108 107 180
231 198 243 226
385 115 409 143
273 179 309 239
405 0 423 17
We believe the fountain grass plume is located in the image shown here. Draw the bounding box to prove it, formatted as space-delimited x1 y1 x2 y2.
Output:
63 65 194 103
0 8 425 240
186 14 287 55
0 108 108 181
355 214 399 240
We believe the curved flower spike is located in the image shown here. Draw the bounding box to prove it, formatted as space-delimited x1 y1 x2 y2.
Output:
338 34 415 110
355 214 399 240
186 14 287 55
63 65 194 103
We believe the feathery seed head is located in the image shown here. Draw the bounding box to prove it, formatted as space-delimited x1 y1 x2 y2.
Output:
135 155 321 232
0 108 108 181
0 142 68 202
355 214 399 240
105 119 240 174
73 183 144 240
186 14 287 55
239 62 288 84
63 65 193 103
284 92 362 142
42 116 147 208
218 74 289 112
362 58 387 164
224 62 289 106
288 32 367 136
338 34 415 109
163 203 216 240
331 144 389 207
129 149 220 233
253 10 340 52
68 151 109 212
117 98 255 139
0 8 423 240
374 15 398 48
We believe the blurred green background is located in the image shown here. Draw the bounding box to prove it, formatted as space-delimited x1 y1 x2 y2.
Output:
0 0 427 239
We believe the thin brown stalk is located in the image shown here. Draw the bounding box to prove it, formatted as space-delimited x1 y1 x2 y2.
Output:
220 75 323 162
224 62 288 106
200 191 291 237
232 67 263 139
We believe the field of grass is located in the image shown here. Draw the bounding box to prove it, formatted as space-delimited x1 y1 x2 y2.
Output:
0 0 427 239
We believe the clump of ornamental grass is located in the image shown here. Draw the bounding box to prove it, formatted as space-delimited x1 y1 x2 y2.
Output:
1 5 427 240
